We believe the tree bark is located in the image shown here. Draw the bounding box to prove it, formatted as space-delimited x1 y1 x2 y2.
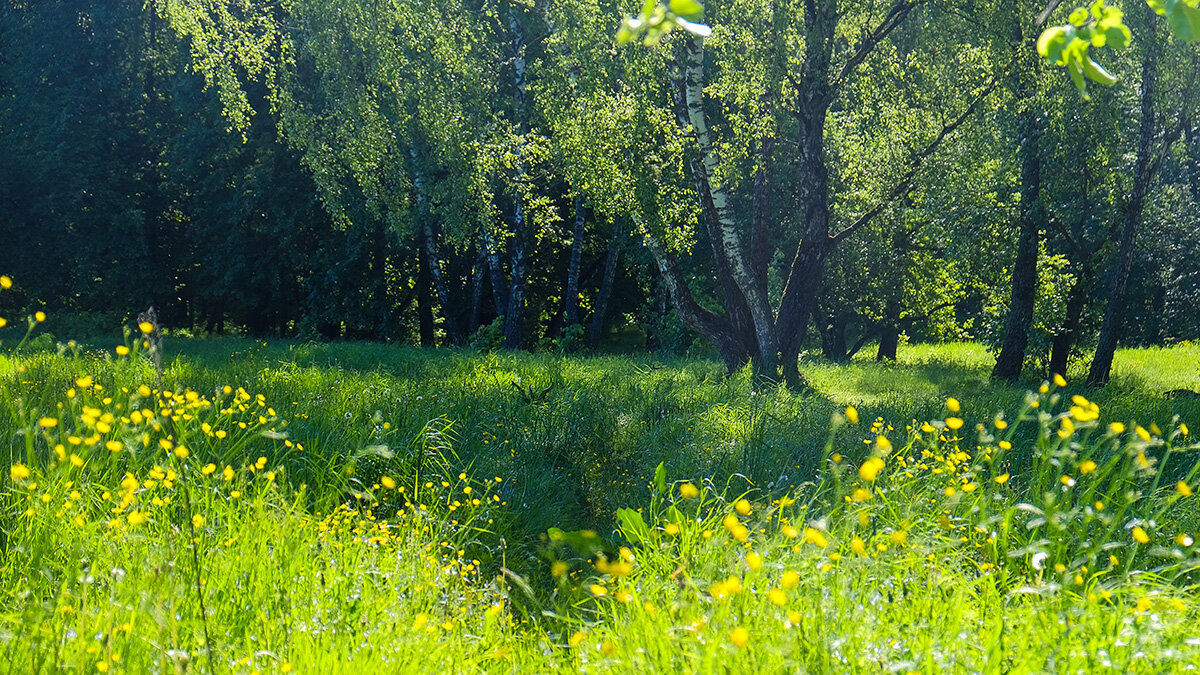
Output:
564 193 586 348
877 327 899 361
370 219 391 340
503 208 528 349
751 112 775 294
991 28 1043 381
502 4 530 349
678 36 780 375
469 245 486 334
482 228 509 317
416 245 435 347
1186 122 1200 197
819 310 848 361
667 54 757 363
1089 17 1172 385
410 146 463 345
642 226 749 370
877 300 901 361
1048 265 1090 378
775 0 837 387
845 325 878 360
588 217 622 351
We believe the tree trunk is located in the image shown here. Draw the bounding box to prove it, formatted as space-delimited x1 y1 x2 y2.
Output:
564 193 586 350
501 5 531 349
503 205 528 349
482 228 508 317
678 36 779 375
819 311 847 361
775 0 837 387
469 246 486 335
845 325 878 360
1090 17 1166 385
877 327 899 362
873 299 898 361
668 56 757 364
775 126 831 385
588 218 622 351
1048 267 1090 378
370 220 391 340
642 226 749 371
991 31 1043 381
1186 122 1200 197
689 155 759 360
751 110 774 294
417 245 435 347
410 146 462 345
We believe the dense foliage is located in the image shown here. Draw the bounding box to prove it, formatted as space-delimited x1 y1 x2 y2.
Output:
0 0 1198 381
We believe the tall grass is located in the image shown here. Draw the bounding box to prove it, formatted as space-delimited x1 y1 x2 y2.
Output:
4 318 1200 671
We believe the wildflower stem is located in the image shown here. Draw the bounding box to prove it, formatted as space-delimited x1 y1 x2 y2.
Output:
181 480 216 675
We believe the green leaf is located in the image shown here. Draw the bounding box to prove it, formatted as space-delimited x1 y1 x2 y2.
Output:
669 0 704 20
1081 57 1117 86
615 507 651 544
665 505 685 524
1157 0 1200 41
1101 21 1131 49
1068 60 1088 97
1037 26 1069 59
654 461 667 493
1069 8 1090 25
1183 3 1200 43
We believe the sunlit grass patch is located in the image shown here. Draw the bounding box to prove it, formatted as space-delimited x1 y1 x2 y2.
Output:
5 292 1200 670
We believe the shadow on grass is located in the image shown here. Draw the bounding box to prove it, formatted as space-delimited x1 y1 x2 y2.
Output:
36 336 1200 549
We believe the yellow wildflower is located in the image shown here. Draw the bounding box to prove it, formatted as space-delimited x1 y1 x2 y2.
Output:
729 627 750 648
768 588 788 606
804 528 829 548
859 457 885 482
781 569 799 589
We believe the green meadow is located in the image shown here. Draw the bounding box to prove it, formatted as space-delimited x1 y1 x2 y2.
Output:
4 335 1200 673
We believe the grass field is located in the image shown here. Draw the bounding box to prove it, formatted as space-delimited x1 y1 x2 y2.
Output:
4 333 1200 673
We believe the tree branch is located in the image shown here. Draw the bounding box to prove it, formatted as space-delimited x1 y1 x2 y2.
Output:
829 75 1002 244
1034 0 1068 29
832 0 921 90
